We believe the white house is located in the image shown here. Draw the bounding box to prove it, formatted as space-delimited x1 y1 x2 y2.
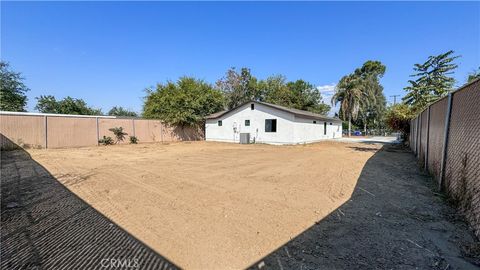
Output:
205 101 342 145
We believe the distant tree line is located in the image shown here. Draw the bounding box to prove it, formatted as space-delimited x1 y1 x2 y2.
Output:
143 68 331 126
1 54 478 134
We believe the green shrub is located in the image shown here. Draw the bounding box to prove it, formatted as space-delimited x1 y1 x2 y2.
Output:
108 127 127 143
99 136 114 145
129 136 138 144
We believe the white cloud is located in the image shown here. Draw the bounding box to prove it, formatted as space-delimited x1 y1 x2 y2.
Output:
316 83 339 116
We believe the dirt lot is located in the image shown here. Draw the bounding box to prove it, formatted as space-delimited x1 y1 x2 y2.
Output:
22 141 373 269
2 141 478 269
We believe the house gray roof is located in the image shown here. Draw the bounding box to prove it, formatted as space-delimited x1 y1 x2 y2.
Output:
205 101 342 123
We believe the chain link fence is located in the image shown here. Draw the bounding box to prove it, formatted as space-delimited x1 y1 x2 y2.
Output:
410 78 480 238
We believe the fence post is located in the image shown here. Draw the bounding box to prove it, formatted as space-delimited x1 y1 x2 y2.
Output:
44 116 48 149
96 117 100 145
439 93 453 191
132 118 136 137
160 122 164 143
425 106 431 171
416 115 421 157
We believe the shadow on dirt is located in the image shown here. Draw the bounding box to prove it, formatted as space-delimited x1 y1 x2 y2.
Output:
0 136 179 269
248 143 479 270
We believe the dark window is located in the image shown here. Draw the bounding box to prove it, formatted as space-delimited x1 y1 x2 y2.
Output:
313 121 316 124
218 120 222 126
324 122 327 135
251 104 255 110
330 122 332 125
265 119 277 132
245 120 250 126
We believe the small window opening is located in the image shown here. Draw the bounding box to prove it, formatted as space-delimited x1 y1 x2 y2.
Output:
313 121 316 124
251 104 255 110
324 122 327 135
218 120 222 126
245 120 250 126
265 119 277 132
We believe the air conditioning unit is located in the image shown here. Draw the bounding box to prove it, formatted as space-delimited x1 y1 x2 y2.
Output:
239 133 250 144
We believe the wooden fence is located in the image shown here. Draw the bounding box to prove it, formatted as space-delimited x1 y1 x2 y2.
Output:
0 112 203 150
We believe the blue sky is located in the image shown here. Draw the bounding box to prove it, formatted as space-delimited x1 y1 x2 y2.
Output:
2 1 479 114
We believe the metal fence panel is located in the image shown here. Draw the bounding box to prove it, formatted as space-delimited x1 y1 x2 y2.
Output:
0 113 204 149
427 98 448 181
418 110 428 167
47 117 98 148
409 79 480 238
99 118 135 144
444 81 480 238
0 115 45 149
133 119 164 142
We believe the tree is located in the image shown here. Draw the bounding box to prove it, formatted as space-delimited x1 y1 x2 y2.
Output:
286 80 330 115
403 50 459 112
0 61 29 111
108 106 137 117
333 60 387 136
143 77 224 126
352 61 387 134
467 67 480 83
35 95 102 115
258 75 292 106
385 103 415 140
216 67 259 109
258 75 330 115
217 67 330 115
332 74 365 136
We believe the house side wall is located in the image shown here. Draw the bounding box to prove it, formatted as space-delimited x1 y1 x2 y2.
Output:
205 103 295 144
292 117 342 144
205 103 342 144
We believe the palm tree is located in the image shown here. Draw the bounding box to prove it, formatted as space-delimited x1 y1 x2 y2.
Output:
332 74 365 137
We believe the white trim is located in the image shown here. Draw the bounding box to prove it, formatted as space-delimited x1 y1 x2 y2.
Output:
0 111 116 119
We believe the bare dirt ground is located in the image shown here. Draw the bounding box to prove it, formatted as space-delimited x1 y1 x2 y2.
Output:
2 141 478 269
24 141 370 269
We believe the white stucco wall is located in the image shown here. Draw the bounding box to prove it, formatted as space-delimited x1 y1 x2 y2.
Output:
206 103 295 144
292 117 342 143
205 102 342 144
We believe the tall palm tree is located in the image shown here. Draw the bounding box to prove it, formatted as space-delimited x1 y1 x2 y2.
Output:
332 74 365 137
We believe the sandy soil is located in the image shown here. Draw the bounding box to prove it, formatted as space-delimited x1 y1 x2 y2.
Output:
26 141 378 269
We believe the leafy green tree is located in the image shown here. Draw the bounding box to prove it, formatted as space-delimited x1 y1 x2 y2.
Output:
258 75 292 106
108 106 137 117
285 80 330 115
216 67 259 109
143 77 224 126
353 61 387 134
35 95 102 115
385 103 415 140
403 50 459 112
0 61 29 111
467 67 480 83
332 74 365 136
258 75 330 115
333 60 387 136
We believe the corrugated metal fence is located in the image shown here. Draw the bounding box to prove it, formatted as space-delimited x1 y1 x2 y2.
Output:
0 112 203 149
409 78 480 238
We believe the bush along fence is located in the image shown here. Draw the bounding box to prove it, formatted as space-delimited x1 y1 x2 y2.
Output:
409 78 480 238
0 112 204 150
